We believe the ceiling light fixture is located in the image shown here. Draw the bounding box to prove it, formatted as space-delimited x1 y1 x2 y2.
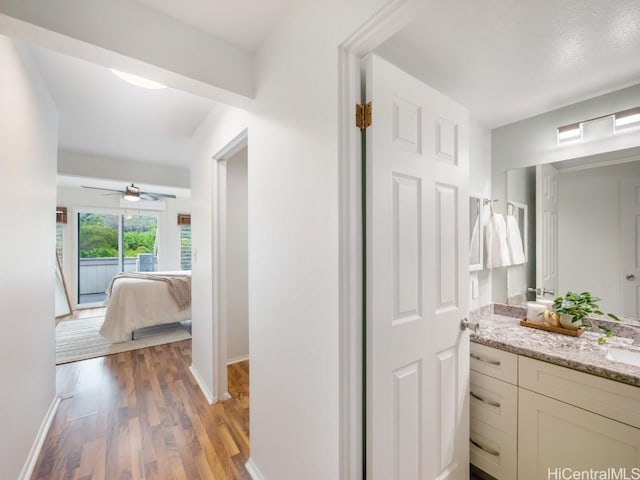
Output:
614 107 640 130
110 69 167 90
557 123 582 143
557 105 640 145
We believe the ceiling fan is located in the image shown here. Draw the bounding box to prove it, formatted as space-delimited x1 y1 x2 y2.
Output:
81 183 176 202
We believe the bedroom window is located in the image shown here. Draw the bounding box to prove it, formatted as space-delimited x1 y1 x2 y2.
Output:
77 211 158 305
178 214 191 270
56 224 63 263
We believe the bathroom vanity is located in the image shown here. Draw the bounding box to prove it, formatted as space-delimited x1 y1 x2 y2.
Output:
469 310 640 480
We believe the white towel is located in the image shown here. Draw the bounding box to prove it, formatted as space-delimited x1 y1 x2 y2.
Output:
469 214 480 265
506 214 526 265
485 213 511 268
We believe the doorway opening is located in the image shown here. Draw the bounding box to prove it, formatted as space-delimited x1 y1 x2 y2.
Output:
210 130 249 402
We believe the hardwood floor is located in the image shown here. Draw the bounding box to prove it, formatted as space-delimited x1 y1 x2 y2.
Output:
32 340 250 480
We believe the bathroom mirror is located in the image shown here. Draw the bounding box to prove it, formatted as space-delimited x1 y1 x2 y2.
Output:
506 167 536 306
505 147 640 322
507 201 528 263
469 195 483 271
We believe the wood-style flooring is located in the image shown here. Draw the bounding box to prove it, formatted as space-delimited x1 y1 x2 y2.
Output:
32 340 250 480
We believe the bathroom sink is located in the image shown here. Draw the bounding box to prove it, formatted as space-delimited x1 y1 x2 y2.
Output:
606 347 640 367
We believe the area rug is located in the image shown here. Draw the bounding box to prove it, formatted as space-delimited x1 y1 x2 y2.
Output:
55 315 191 364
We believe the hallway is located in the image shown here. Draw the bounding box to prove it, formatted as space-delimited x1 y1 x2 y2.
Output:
32 341 250 479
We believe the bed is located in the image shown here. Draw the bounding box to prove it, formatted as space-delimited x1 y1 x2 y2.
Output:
100 271 191 343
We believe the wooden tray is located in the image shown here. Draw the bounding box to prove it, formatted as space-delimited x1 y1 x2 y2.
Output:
519 319 583 337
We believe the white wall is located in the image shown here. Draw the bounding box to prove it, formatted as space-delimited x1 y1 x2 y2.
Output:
226 147 249 363
492 84 640 303
248 1 394 478
0 35 58 480
56 186 190 306
189 104 248 402
557 161 640 315
58 150 191 189
493 83 640 173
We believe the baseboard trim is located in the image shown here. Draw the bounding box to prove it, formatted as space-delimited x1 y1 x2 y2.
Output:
19 395 61 480
227 354 249 365
189 365 216 404
245 458 265 480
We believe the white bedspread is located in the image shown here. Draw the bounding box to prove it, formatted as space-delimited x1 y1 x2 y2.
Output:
100 271 191 343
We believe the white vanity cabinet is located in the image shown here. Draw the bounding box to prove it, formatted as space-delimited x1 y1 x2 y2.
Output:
517 356 640 480
469 343 518 479
470 343 640 480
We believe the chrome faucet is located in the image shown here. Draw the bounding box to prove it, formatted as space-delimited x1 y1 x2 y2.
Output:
527 287 556 297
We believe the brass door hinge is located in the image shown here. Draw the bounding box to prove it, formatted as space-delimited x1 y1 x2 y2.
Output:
355 102 372 130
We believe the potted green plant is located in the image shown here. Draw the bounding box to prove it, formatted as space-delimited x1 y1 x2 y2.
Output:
552 291 619 343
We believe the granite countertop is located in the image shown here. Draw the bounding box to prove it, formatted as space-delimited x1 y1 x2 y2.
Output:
471 313 640 388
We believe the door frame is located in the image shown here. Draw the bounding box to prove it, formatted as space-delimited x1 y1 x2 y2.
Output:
211 128 249 402
336 1 425 477
203 2 424 473
73 208 123 308
621 176 640 319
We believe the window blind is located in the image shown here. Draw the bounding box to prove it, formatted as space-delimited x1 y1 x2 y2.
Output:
178 213 192 270
56 206 68 224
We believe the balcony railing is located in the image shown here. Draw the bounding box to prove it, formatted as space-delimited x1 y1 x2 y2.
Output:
79 255 157 303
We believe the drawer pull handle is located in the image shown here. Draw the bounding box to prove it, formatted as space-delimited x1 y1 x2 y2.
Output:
470 352 501 366
470 438 500 457
470 391 501 408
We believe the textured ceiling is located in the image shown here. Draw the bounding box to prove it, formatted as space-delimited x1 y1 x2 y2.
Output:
376 0 640 128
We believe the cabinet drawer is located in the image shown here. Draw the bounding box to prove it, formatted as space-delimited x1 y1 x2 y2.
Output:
470 343 518 385
470 418 517 480
519 356 640 429
470 371 518 437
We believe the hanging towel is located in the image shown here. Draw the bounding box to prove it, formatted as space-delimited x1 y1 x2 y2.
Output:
506 214 526 265
485 213 511 268
469 214 481 266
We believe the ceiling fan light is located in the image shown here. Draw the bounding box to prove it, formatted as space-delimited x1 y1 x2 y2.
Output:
123 193 141 202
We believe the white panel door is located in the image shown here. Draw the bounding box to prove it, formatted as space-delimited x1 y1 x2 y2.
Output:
365 54 470 480
621 177 640 320
536 164 559 296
